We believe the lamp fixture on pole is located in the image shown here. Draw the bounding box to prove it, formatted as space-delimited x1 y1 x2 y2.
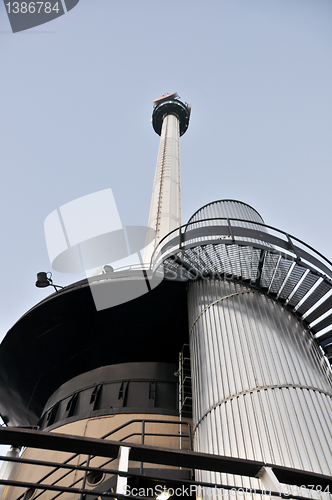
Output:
35 272 63 293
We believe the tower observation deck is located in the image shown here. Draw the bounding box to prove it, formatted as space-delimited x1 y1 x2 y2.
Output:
0 96 331 500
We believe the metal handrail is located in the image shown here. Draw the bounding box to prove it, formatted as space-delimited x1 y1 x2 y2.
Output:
14 217 332 322
12 418 192 500
0 464 320 500
150 217 332 283
0 426 331 495
150 217 332 273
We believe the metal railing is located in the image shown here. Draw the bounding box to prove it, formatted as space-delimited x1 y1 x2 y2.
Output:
0 426 331 500
6 419 191 500
148 217 332 364
150 217 332 280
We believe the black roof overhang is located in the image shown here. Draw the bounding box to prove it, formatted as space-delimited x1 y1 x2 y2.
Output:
0 278 188 427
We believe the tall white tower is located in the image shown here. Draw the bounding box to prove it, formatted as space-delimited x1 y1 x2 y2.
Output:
0 95 331 500
145 93 191 265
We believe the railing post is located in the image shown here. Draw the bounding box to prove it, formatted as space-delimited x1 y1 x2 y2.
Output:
0 446 21 500
79 454 90 500
140 421 145 474
256 466 282 495
116 446 130 496
227 218 235 242
179 226 183 249
286 234 301 263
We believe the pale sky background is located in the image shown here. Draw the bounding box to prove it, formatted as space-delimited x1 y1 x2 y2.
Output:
1 1 332 343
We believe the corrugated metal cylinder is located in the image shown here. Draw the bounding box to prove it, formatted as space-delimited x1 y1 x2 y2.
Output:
187 201 332 498
185 200 268 250
188 199 264 224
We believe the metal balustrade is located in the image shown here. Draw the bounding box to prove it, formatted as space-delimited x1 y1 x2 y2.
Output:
151 218 332 366
0 419 191 500
0 426 331 500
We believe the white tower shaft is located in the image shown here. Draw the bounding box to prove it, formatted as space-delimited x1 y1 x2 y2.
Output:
145 114 182 264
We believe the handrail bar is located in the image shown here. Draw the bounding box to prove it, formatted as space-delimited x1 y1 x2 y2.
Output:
0 472 319 500
150 217 332 271
0 454 329 500
101 418 191 442
0 426 331 489
16 217 332 320
151 225 332 282
47 427 192 500
11 419 191 500
119 432 190 442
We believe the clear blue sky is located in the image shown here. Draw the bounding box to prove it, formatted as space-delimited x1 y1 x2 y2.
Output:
1 0 332 340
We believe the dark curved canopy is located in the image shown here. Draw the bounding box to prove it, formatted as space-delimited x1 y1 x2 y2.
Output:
0 277 188 427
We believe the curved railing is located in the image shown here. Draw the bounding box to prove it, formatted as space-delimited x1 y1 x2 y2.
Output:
151 217 332 280
151 218 332 364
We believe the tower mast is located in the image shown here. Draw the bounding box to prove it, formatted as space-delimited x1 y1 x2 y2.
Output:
145 92 191 265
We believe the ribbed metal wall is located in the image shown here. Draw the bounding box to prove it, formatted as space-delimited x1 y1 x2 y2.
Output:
185 200 269 250
188 280 332 496
187 200 265 230
187 202 332 498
